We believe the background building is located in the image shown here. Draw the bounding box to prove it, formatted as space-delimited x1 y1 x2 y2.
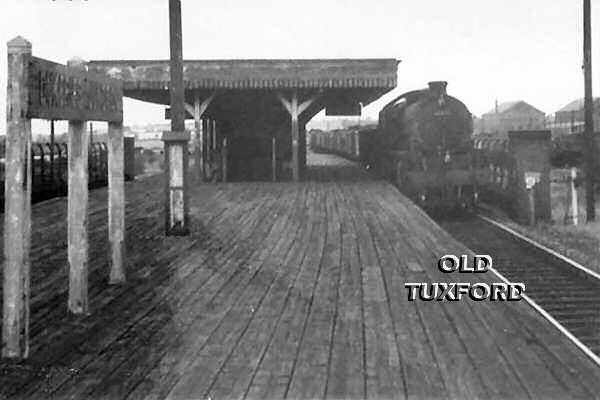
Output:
479 100 546 137
549 97 600 135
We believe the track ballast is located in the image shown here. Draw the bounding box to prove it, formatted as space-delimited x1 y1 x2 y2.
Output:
438 214 600 358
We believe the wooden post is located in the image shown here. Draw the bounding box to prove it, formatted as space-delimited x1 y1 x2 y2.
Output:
67 119 89 314
194 98 203 180
528 186 535 225
108 121 126 283
299 125 307 177
66 57 90 314
571 167 579 225
212 120 217 151
291 93 299 181
163 130 190 235
276 92 318 182
163 0 190 236
583 0 596 221
272 137 277 182
189 93 214 181
222 138 228 183
206 118 211 165
508 131 552 224
204 118 211 178
50 120 55 191
3 36 32 359
23 117 31 353
202 119 208 180
211 120 217 183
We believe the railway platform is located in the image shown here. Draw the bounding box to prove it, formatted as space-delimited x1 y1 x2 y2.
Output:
0 153 599 399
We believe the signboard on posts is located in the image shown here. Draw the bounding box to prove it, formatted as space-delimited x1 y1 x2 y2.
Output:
27 56 123 122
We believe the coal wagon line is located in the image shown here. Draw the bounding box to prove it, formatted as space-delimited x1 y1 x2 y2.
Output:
0 138 136 210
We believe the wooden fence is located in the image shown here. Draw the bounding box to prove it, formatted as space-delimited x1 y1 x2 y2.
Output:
473 138 519 215
473 131 552 223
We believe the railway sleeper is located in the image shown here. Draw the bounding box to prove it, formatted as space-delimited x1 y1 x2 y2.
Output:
565 333 600 348
541 302 600 311
494 274 599 289
526 291 600 300
549 310 600 320
555 320 600 332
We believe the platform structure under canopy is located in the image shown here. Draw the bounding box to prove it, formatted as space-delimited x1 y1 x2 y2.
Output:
88 58 399 181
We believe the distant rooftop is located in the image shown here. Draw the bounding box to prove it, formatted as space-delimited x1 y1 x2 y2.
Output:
483 100 544 116
556 97 600 113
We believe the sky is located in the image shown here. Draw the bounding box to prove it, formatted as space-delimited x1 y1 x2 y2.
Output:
1 0 600 134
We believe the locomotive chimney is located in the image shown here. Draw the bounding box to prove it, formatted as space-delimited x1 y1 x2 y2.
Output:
428 81 447 95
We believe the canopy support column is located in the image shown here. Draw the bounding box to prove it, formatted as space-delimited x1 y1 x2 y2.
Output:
277 91 319 181
186 92 215 182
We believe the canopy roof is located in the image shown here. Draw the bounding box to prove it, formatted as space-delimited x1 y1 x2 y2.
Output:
88 59 397 90
87 58 399 108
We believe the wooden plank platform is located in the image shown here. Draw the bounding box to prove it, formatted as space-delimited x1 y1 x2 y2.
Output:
1 152 599 400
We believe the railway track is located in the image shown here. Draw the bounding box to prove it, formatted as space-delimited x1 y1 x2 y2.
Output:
437 213 600 363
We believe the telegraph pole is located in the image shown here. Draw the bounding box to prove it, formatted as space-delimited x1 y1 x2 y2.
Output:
583 0 596 221
162 0 190 235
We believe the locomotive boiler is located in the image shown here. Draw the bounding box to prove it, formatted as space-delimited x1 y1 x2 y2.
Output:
370 81 482 210
311 81 486 211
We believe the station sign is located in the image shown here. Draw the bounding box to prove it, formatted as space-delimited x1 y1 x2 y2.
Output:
27 56 123 122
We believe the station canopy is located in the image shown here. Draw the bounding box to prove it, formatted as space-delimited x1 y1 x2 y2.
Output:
87 58 399 123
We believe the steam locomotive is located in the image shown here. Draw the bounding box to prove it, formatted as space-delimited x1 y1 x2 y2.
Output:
311 81 487 211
